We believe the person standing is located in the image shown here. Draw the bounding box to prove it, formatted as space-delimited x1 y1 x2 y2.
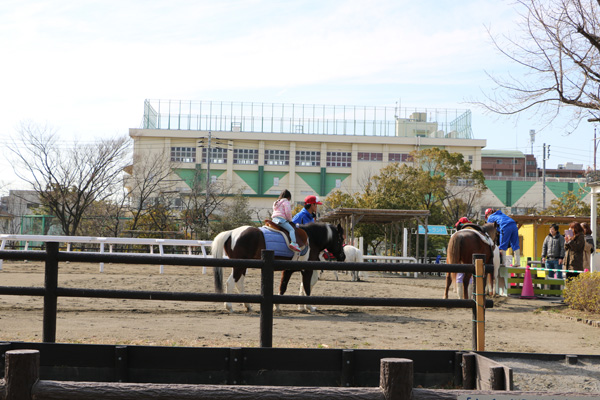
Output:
541 224 564 280
484 208 521 266
272 189 301 252
581 222 595 271
292 195 322 225
564 222 585 280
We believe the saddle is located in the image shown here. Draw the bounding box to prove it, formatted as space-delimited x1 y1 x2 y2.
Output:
263 220 308 248
460 223 485 234
460 224 496 248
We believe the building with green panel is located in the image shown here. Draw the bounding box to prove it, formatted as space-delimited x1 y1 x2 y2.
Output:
127 100 487 218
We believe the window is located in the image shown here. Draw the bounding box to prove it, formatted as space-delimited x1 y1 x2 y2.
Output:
496 159 503 164
326 152 351 167
526 160 536 166
233 149 258 165
171 147 196 163
335 179 342 188
295 151 320 166
357 152 383 161
511 159 519 165
265 150 289 166
468 155 473 163
388 153 412 162
202 148 227 164
496 171 503 176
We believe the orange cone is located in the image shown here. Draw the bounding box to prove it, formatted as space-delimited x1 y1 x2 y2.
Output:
520 265 536 299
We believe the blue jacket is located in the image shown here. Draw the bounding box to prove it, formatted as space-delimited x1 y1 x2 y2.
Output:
486 210 516 231
292 208 315 225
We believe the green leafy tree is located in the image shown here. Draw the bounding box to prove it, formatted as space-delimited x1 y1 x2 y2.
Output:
366 148 486 225
541 188 591 216
324 148 486 256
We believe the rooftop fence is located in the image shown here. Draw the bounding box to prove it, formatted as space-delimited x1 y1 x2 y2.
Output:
141 99 473 139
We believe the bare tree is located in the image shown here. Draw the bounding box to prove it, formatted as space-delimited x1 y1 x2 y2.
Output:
8 121 130 236
479 0 600 127
179 167 234 239
124 150 176 233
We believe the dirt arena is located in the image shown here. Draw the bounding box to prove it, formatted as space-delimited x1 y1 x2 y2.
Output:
1 260 599 355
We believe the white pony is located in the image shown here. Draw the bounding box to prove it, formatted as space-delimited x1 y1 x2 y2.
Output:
319 245 366 282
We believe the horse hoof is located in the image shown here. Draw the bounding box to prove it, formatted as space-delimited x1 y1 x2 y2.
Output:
225 303 233 313
245 305 253 312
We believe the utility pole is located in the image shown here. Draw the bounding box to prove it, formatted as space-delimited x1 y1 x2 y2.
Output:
542 143 550 209
206 131 212 205
528 129 535 179
595 126 598 172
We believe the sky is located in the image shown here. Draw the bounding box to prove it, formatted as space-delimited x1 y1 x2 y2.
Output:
0 0 596 194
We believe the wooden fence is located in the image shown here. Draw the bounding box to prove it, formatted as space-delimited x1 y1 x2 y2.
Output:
0 242 493 351
2 349 596 399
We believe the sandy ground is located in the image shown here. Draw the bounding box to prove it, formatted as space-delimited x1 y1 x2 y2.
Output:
1 260 599 354
2 260 600 392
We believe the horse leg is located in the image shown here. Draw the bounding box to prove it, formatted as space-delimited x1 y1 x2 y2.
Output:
225 268 246 313
275 270 294 312
462 273 472 299
443 272 453 299
234 274 252 312
299 270 317 312
224 270 236 312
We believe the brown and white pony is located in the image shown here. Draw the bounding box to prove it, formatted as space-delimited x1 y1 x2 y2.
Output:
212 222 346 312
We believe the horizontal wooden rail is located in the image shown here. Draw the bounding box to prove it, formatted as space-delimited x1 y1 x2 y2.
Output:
0 243 493 350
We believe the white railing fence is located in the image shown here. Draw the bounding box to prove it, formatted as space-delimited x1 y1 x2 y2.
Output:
0 235 212 273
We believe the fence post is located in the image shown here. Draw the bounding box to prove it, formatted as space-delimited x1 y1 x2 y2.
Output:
115 345 128 382
380 358 413 400
341 349 355 387
462 352 476 389
260 249 274 348
475 254 486 351
43 241 59 343
5 349 39 400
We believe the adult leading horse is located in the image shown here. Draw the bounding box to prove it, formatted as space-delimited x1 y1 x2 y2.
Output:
443 223 500 300
212 222 346 312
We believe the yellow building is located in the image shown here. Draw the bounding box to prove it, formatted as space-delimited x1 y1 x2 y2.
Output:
512 215 590 261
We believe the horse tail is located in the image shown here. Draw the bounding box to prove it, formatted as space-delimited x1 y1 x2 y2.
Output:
211 230 233 293
446 233 462 264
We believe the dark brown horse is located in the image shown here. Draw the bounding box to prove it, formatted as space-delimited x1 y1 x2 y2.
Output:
212 222 346 312
443 223 499 299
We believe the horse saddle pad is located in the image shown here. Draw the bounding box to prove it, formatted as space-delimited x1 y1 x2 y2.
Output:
259 226 295 257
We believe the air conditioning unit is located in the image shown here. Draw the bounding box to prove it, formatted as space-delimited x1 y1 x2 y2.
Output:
410 112 427 122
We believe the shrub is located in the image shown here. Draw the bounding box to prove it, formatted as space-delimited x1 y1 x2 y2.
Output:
563 271 600 314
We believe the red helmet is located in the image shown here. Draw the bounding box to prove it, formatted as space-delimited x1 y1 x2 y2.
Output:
455 217 470 228
304 195 322 205
485 208 494 217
